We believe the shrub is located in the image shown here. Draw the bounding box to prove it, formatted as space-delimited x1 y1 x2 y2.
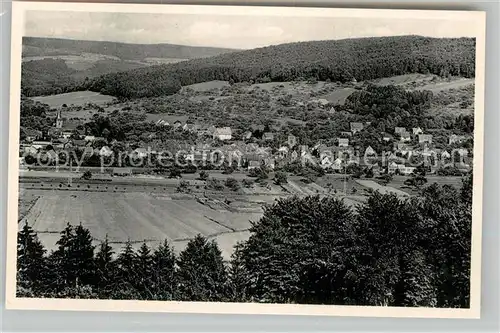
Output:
225 178 240 191
206 178 224 191
198 170 209 181
81 171 92 180
274 171 288 185
242 179 254 188
176 180 190 193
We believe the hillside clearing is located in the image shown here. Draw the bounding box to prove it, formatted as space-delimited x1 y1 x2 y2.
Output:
414 78 475 92
319 87 356 105
31 91 115 108
372 74 436 86
181 80 230 92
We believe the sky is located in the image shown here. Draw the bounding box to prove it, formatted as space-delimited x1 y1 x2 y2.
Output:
24 10 478 50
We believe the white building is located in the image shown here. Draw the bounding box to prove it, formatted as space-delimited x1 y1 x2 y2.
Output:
213 127 232 141
99 146 113 157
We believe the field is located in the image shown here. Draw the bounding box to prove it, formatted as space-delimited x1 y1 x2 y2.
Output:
19 189 262 259
386 175 464 194
142 57 188 65
32 91 115 108
181 80 230 92
372 73 436 87
22 53 121 70
319 87 356 105
415 78 475 92
355 179 410 197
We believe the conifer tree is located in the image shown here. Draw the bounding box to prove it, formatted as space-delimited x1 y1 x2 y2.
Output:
152 239 177 300
135 242 154 299
50 223 96 291
95 235 115 297
51 222 76 290
17 222 46 295
113 240 139 299
228 242 249 302
177 235 229 302
72 223 96 288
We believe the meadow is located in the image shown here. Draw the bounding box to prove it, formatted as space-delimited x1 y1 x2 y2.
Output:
32 90 115 108
19 188 262 259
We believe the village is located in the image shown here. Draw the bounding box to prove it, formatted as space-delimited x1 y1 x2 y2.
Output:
20 105 472 181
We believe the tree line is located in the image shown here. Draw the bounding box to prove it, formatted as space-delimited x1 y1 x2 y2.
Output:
21 36 475 98
18 173 472 307
86 36 475 98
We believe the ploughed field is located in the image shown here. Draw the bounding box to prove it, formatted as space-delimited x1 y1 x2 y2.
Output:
19 188 262 259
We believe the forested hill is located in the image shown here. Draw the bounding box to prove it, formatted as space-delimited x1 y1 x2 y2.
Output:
22 37 237 61
87 35 476 98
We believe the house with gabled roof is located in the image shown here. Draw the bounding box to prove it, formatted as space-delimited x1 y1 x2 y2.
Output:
132 147 149 158
23 128 43 142
400 131 411 143
394 127 407 134
247 160 261 170
365 146 376 156
319 154 334 169
23 145 39 156
277 146 289 159
243 131 253 140
418 134 433 144
155 119 170 126
382 133 393 142
398 164 416 175
340 131 352 137
388 161 399 174
183 123 200 133
262 132 274 141
287 134 297 147
213 127 232 141
412 127 423 135
99 146 113 157
449 134 467 145
338 138 349 147
264 157 275 170
350 122 364 134
441 150 451 159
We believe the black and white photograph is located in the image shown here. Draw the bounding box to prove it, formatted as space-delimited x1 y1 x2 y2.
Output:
6 2 485 317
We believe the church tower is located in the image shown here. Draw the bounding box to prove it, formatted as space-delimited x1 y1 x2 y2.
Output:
55 109 63 128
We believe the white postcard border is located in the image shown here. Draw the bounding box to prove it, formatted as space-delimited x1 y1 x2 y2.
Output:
5 1 486 318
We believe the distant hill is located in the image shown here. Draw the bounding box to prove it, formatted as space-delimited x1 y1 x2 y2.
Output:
22 37 237 61
86 35 476 98
21 37 237 96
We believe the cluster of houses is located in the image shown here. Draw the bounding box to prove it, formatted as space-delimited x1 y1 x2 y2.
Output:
155 119 233 141
311 122 471 175
20 109 471 176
